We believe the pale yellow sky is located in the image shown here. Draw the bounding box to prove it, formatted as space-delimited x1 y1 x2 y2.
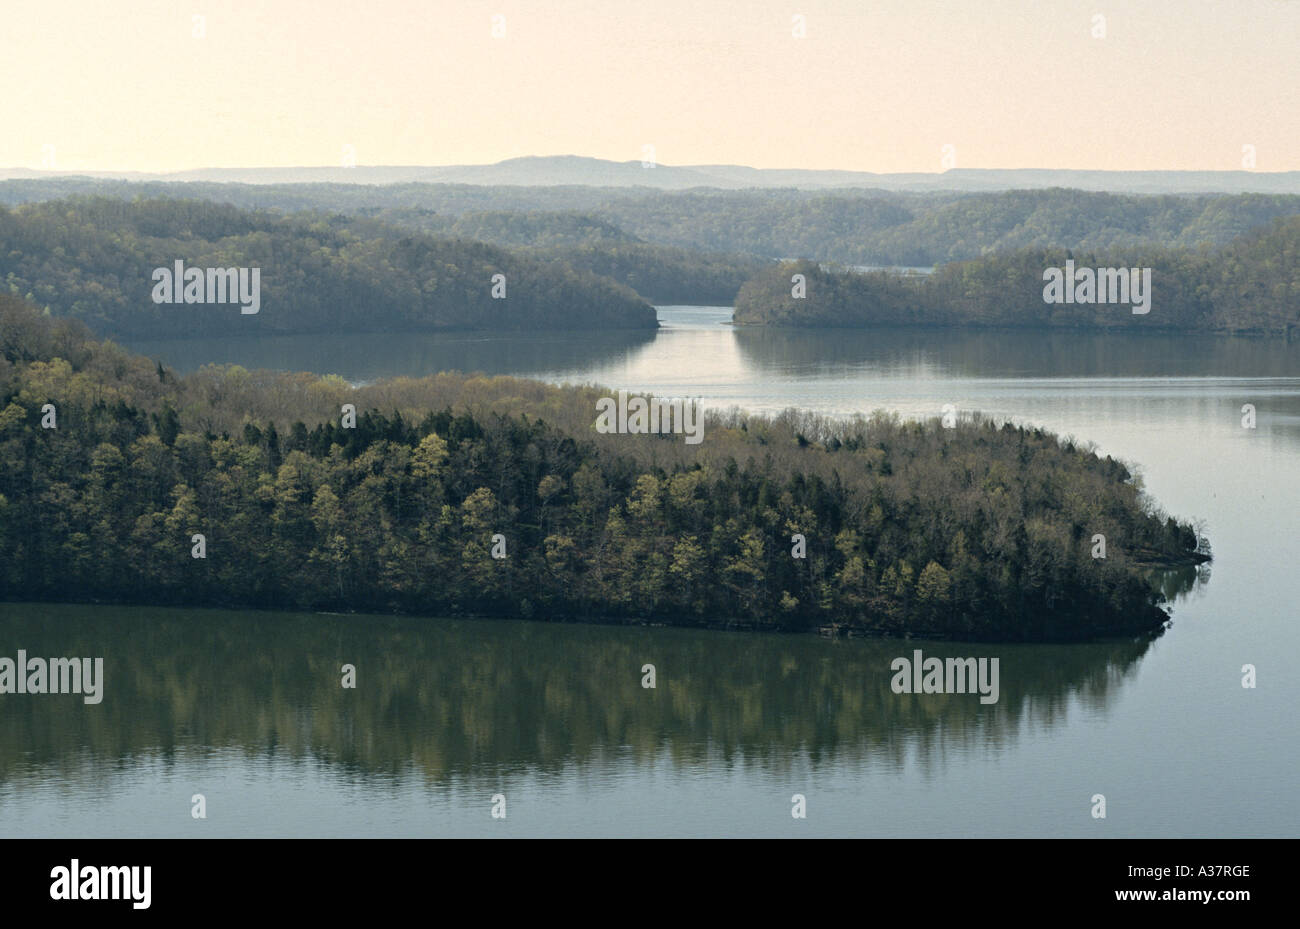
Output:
3 0 1297 173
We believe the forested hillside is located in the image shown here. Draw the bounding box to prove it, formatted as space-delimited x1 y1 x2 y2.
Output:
0 295 1207 641
5 178 1296 268
734 217 1300 337
345 208 765 304
0 197 657 338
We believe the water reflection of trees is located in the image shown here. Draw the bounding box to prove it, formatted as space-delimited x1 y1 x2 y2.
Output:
0 603 1153 789
1148 564 1209 605
124 327 658 382
731 326 1300 380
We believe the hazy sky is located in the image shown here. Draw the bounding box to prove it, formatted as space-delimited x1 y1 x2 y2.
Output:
3 0 1297 173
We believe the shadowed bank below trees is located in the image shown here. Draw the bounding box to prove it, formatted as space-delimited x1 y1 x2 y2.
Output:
0 296 1208 641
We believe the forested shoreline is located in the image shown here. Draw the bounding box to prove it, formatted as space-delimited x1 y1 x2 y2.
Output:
4 189 1297 335
0 198 657 338
734 217 1300 337
0 295 1208 642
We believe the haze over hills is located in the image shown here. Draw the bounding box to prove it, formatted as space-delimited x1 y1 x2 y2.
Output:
3 155 1300 194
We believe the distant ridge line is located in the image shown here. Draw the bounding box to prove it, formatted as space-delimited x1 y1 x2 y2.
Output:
2 155 1299 194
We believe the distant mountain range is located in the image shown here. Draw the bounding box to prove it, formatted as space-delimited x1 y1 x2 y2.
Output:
3 155 1299 194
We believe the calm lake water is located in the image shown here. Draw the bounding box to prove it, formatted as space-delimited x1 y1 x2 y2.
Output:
4 307 1299 837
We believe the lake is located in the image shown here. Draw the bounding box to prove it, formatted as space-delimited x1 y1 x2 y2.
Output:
3 307 1298 837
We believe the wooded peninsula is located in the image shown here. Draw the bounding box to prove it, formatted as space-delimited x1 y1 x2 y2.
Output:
734 217 1300 337
0 295 1208 641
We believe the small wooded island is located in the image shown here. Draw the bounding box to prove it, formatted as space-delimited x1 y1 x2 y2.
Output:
0 295 1208 642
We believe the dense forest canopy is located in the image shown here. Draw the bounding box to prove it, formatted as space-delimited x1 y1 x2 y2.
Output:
339 208 765 305
0 197 657 338
733 217 1300 337
591 188 1300 266
4 178 1297 268
0 295 1207 642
